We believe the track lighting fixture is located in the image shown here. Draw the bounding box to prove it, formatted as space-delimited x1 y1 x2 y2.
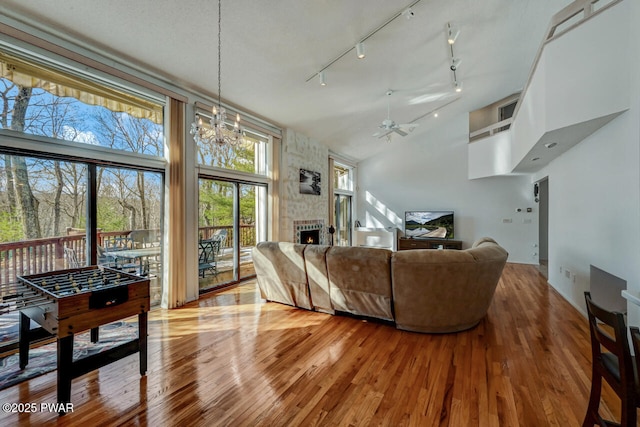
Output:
402 7 415 19
306 0 424 83
445 21 463 94
318 71 326 86
446 22 460 44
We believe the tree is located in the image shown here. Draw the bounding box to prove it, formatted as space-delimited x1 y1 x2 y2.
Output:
7 86 41 239
95 110 163 231
29 96 81 235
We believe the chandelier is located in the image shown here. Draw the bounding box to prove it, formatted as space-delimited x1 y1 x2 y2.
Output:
190 0 244 147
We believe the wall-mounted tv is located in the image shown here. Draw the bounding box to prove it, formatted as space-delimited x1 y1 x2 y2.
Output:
405 211 454 239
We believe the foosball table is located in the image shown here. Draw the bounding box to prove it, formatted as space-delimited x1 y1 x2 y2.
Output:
15 266 150 414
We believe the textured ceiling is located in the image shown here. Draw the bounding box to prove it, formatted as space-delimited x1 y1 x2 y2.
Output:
0 0 573 161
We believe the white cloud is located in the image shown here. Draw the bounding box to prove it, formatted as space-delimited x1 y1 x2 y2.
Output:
62 126 100 145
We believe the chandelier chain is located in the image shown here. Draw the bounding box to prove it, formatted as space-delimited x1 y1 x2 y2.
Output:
189 0 244 147
218 0 222 110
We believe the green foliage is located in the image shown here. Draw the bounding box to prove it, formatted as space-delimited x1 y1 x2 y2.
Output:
198 181 258 227
97 198 129 231
0 211 23 242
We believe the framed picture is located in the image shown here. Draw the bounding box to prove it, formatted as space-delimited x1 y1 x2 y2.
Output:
299 168 321 195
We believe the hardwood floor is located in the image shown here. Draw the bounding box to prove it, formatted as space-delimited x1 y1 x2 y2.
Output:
0 263 621 426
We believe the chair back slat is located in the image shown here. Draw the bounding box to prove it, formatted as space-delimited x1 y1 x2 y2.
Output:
586 296 627 357
584 291 640 426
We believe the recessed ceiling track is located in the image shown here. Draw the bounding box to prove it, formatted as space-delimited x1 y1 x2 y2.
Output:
304 0 424 83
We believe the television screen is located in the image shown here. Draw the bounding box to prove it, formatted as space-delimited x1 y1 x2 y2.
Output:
405 211 454 239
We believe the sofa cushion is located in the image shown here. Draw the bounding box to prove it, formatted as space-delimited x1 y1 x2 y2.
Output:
326 246 394 321
252 242 312 309
304 245 334 314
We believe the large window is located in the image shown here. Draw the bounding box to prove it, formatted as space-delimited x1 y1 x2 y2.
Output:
334 163 352 191
194 108 268 175
97 167 164 303
0 45 167 357
0 49 164 155
196 120 271 292
332 161 354 246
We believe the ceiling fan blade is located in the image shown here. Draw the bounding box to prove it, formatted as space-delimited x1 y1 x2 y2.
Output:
373 129 393 138
393 128 408 137
397 123 419 129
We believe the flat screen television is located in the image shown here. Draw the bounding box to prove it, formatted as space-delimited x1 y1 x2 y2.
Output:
404 211 454 239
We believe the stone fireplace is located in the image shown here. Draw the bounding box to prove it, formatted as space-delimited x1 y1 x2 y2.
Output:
293 219 325 245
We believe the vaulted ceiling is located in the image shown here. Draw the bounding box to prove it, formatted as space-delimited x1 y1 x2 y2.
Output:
0 0 572 161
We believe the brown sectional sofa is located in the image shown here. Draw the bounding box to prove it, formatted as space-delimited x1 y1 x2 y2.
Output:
252 237 508 333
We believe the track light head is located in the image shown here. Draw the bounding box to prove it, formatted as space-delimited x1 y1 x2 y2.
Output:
356 42 365 59
402 8 415 19
318 71 326 86
446 22 460 45
450 57 462 71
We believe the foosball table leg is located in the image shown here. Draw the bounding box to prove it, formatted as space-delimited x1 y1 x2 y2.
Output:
90 327 99 343
57 335 74 415
139 311 148 376
18 312 30 369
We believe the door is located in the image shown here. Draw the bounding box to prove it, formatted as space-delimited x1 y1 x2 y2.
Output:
198 178 267 292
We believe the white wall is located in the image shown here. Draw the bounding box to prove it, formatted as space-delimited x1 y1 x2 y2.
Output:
535 109 640 317
468 130 512 179
512 1 631 171
357 113 538 264
532 0 640 321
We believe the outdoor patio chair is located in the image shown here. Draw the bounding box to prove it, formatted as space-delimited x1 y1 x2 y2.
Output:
198 240 219 278
63 247 81 269
212 229 227 255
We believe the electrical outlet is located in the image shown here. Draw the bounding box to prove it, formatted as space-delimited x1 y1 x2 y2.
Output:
564 269 571 279
502 218 512 223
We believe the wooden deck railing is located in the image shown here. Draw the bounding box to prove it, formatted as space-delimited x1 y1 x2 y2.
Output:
198 225 256 249
0 225 256 286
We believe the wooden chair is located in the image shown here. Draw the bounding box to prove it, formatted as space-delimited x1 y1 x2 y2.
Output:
631 326 640 375
583 291 640 427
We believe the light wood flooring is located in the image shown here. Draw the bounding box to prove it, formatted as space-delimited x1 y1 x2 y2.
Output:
0 263 622 426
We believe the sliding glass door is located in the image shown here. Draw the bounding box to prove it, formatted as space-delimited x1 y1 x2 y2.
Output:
97 167 164 305
198 178 266 292
239 183 267 279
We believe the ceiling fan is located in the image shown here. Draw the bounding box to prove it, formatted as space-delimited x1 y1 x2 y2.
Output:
372 90 419 140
